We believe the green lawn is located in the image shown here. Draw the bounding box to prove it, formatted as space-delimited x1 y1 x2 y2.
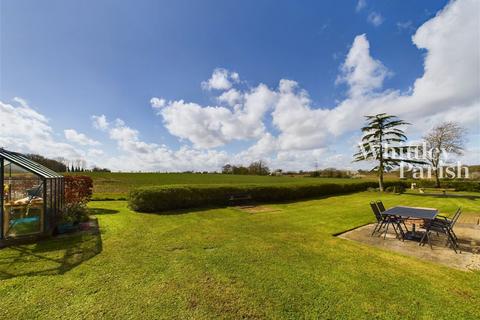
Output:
68 172 379 200
1 192 479 319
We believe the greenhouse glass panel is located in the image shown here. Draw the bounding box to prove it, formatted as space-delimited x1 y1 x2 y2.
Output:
2 161 44 237
1 148 64 243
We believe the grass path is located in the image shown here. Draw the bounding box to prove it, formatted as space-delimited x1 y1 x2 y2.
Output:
0 192 479 319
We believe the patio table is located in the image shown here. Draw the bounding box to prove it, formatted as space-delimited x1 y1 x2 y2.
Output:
382 206 438 240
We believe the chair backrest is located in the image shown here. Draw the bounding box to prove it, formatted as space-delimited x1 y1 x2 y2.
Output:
370 202 383 222
450 207 462 228
376 201 386 212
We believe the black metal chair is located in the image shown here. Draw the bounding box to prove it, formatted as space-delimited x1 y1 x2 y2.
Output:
434 207 462 242
370 202 385 236
376 201 386 212
376 200 409 233
370 202 404 240
419 208 462 253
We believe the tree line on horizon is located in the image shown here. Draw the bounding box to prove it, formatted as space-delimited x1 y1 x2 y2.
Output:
23 153 110 173
222 160 270 176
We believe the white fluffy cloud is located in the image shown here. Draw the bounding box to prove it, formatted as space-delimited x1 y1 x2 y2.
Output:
152 83 276 148
201 68 240 91
150 97 166 108
217 89 243 107
406 0 479 120
151 33 394 153
281 0 479 148
108 119 157 154
272 80 329 151
92 114 109 130
0 98 82 159
336 34 390 98
64 129 100 146
91 115 229 171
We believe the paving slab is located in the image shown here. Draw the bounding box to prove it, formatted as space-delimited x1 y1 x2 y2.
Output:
338 223 480 271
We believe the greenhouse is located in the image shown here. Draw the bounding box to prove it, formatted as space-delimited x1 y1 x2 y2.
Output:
0 148 64 242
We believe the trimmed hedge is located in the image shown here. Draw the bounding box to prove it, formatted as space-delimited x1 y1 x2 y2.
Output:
128 181 409 213
412 180 480 192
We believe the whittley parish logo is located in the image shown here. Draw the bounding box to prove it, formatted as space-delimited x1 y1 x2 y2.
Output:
357 141 469 179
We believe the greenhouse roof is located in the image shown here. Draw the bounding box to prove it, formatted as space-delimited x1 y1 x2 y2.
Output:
0 148 63 178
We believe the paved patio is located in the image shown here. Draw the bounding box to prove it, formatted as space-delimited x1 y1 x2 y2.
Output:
339 221 480 271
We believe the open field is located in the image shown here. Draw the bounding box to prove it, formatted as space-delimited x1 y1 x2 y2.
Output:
68 172 381 200
1 191 479 319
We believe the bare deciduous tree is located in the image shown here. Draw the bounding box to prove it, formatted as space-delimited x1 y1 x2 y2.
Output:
423 122 466 187
248 160 270 176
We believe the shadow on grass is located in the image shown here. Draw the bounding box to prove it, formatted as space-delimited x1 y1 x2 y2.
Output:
0 231 102 280
89 207 120 215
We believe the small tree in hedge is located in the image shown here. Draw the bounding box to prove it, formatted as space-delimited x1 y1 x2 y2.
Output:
64 176 93 223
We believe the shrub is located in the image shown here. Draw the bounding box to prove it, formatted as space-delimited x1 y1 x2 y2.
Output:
63 176 93 223
412 179 480 192
441 180 480 192
62 203 90 223
385 185 406 194
128 181 409 213
65 175 93 204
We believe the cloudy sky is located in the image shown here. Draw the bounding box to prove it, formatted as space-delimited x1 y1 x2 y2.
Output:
1 0 479 171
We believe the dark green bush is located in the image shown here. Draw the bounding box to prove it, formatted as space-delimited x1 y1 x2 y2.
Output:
385 185 406 194
412 180 480 192
128 181 409 213
384 186 394 193
441 180 480 192
63 203 90 223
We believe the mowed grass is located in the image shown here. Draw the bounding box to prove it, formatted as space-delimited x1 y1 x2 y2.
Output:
1 192 479 319
68 172 379 200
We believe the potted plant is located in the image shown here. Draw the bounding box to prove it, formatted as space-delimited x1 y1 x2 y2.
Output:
56 207 79 234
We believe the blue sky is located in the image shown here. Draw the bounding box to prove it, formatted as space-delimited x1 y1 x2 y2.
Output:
1 0 479 171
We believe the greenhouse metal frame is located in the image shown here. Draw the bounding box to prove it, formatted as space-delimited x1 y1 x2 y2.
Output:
0 148 64 242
